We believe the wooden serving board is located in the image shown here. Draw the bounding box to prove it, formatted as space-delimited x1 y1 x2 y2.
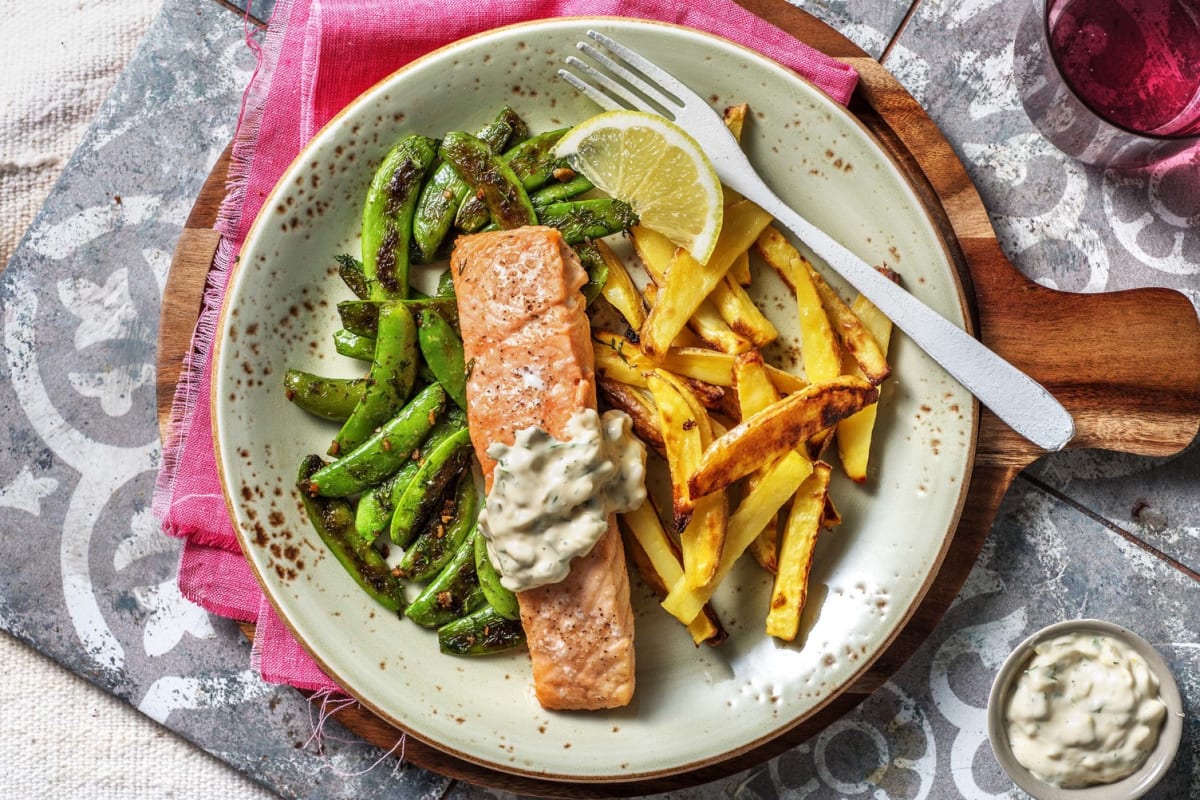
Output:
156 1 1200 795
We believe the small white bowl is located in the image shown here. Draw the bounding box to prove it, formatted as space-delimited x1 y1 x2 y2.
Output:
987 619 1184 800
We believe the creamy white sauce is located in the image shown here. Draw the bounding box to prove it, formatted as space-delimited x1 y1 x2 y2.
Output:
1005 632 1167 788
480 409 646 592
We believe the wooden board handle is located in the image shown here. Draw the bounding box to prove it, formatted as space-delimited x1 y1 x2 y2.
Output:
964 237 1200 466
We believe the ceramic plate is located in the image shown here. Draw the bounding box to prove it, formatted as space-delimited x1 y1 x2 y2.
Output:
213 17 976 782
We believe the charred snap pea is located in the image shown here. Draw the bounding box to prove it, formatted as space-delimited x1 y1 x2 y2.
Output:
389 414 472 546
338 298 459 338
354 458 420 542
413 109 524 262
455 128 570 231
530 172 593 207
537 199 638 245
417 308 468 411
440 131 537 232
438 605 526 656
297 455 407 612
474 528 520 621
406 525 486 627
361 135 438 300
306 383 446 497
435 268 455 299
334 253 370 299
573 241 612 307
330 301 419 455
333 329 376 361
397 470 478 582
284 370 366 421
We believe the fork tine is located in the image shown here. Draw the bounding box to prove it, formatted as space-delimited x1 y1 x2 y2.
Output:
585 31 699 106
557 67 623 112
561 56 659 116
575 42 682 114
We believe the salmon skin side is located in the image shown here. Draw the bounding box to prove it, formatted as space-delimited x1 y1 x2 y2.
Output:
451 226 636 710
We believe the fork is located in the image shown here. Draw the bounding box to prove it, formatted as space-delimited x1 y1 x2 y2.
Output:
559 30 1075 452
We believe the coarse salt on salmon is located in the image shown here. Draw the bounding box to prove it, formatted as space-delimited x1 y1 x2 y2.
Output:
451 226 635 710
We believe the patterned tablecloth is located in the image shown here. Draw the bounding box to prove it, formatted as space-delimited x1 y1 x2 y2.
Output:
0 0 1195 797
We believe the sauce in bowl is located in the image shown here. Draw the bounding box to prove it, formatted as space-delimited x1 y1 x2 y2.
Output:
1003 632 1168 788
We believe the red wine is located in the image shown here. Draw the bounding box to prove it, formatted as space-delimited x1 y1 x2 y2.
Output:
1048 0 1200 135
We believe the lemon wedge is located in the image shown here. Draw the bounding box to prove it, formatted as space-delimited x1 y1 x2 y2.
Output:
554 110 723 264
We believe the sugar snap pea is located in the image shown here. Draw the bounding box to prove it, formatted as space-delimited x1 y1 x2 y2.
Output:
361 134 437 300
417 308 468 411
438 605 526 656
530 173 593 207
332 329 375 361
435 268 455 299
474 529 520 621
413 109 524 262
389 415 471 546
334 253 370 299
440 132 537 232
455 128 570 231
405 525 487 627
397 470 478 582
354 459 420 542
338 298 458 338
297 455 406 613
305 383 446 497
330 301 419 456
284 370 366 421
572 241 612 307
536 199 638 245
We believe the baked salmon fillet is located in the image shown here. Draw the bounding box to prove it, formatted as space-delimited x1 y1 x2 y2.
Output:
451 226 636 710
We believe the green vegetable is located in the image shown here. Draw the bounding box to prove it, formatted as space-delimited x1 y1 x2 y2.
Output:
389 420 472 546
297 455 406 612
455 128 570 231
338 298 458 338
440 131 537 231
334 253 370 299
438 605 525 656
474 528 520 621
413 109 524 262
305 383 446 497
417 308 468 410
330 301 419 455
572 241 611 306
406 526 487 627
332 329 375 361
397 470 479 582
530 173 593 207
361 134 437 300
283 370 366 421
435 268 456 299
537 199 638 244
354 459 420 542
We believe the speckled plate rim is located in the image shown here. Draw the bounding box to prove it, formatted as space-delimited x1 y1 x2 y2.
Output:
986 619 1184 800
212 16 979 784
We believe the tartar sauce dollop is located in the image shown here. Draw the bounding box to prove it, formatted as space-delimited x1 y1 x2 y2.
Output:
1004 632 1168 788
480 409 646 592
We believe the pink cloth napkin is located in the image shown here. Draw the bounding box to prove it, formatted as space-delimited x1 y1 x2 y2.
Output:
154 0 859 694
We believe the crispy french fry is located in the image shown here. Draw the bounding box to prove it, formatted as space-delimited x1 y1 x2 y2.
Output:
658 347 804 395
647 371 705 525
662 449 811 624
837 288 895 481
809 267 891 385
711 274 778 347
620 500 726 646
643 281 750 354
689 376 878 499
597 378 665 454
722 104 750 207
649 369 726 588
728 248 752 286
754 226 841 384
641 200 774 358
765 462 832 641
594 333 651 388
592 239 647 331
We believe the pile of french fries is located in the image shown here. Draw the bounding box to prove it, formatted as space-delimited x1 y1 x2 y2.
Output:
593 105 900 645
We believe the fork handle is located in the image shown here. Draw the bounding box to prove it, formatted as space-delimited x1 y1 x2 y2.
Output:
740 184 1076 452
